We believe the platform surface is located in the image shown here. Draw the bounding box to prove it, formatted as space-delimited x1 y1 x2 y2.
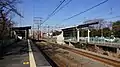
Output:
0 40 51 67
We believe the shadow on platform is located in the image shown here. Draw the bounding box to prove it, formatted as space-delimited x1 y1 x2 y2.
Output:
0 39 29 59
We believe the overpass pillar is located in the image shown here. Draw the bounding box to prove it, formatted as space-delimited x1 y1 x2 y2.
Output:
87 29 90 43
117 48 120 55
25 30 27 39
77 28 79 42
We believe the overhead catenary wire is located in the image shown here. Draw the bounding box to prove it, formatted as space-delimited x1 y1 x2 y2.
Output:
63 0 108 21
41 0 66 24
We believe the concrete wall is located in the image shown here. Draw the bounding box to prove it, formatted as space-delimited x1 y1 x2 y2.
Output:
56 31 65 44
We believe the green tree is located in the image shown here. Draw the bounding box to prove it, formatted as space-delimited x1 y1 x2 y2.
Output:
103 28 111 37
112 21 120 38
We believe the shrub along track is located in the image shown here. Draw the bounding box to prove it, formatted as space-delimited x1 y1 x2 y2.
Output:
59 45 120 67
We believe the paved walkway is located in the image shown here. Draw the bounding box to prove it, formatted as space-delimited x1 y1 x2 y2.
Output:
0 39 51 67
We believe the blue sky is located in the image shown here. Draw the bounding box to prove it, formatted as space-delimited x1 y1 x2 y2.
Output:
14 0 120 27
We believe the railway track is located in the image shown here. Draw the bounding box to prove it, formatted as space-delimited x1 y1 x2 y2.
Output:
59 45 120 67
35 40 120 67
45 51 66 67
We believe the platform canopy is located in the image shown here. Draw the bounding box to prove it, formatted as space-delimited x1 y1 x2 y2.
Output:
62 22 99 38
11 26 31 30
62 22 99 31
77 22 99 28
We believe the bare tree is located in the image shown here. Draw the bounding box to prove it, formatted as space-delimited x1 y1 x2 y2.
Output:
0 0 23 39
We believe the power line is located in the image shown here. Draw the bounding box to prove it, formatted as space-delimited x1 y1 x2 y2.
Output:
51 0 72 17
0 1 23 18
42 0 66 24
63 0 108 21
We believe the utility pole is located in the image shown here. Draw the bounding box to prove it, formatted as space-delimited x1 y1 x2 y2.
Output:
33 17 42 40
32 23 35 39
37 23 40 40
39 20 42 39
48 25 50 40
